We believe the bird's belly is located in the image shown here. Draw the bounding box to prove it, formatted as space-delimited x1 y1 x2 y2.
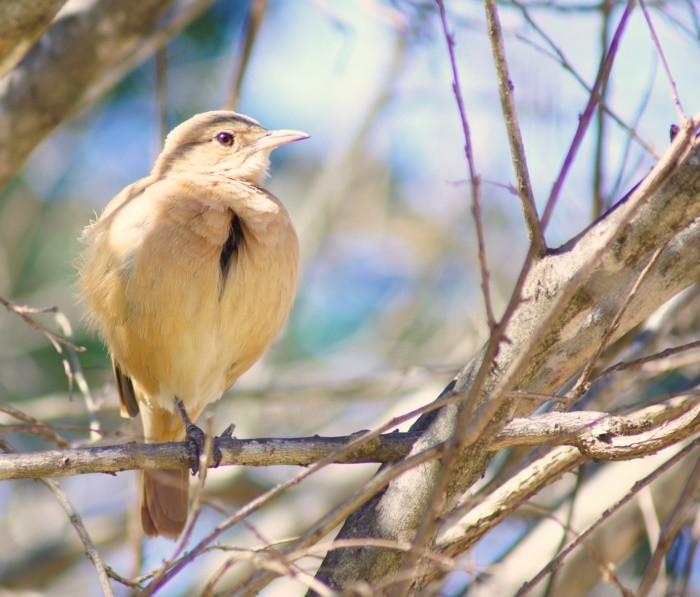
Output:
108 218 297 418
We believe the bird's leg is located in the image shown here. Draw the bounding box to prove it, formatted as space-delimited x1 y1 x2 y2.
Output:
174 398 232 473
174 398 207 476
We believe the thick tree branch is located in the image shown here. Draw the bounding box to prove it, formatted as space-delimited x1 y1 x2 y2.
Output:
0 1 67 79
0 0 216 191
314 127 700 590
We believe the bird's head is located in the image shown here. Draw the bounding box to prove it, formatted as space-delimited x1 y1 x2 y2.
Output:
153 111 308 184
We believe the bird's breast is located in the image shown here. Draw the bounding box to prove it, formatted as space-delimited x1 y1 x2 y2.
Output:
88 181 299 415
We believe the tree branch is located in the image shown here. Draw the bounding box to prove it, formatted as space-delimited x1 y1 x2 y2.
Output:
1 394 696 480
0 0 216 191
0 0 67 79
314 126 700 590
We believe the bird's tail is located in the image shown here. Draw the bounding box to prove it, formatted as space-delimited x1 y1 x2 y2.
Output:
141 468 189 539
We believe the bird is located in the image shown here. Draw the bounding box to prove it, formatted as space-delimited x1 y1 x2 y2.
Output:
78 111 308 539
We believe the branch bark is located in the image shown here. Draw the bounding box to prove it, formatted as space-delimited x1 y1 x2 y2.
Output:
313 127 700 591
2 394 696 480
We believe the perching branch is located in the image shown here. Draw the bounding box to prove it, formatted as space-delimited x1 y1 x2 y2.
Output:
1 394 696 480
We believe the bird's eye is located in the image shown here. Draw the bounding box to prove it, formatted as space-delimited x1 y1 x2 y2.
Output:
215 131 234 146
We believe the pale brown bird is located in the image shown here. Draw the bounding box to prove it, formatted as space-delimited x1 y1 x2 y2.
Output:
79 111 308 539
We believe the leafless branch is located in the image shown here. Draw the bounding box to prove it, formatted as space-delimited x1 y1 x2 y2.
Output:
484 0 545 254
3 393 696 482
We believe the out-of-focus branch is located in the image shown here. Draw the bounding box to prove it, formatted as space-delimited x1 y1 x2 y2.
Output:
0 0 67 79
636 453 700 596
224 0 267 110
0 439 114 597
0 0 216 191
517 438 699 595
475 440 699 596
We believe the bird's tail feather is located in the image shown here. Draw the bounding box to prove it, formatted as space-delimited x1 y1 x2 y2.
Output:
141 468 189 539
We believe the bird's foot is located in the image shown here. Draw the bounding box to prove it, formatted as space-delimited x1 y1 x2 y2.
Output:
174 399 235 474
174 398 208 476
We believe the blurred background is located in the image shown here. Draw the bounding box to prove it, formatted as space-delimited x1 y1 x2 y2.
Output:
1 0 699 595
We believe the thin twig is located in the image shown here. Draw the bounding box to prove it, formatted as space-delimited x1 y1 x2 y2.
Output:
435 0 495 330
155 46 168 145
509 1 658 159
40 477 115 597
636 454 700 596
0 440 114 597
542 466 586 597
484 0 545 255
540 0 636 230
0 403 69 448
592 0 613 218
54 311 102 440
1 297 85 353
592 338 700 383
639 0 686 122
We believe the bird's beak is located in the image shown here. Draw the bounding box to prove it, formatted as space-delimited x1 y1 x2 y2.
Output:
254 129 310 152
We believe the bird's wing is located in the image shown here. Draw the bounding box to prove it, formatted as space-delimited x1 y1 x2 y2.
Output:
113 358 140 418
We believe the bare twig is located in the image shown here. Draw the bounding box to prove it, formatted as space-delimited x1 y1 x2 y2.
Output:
484 0 545 255
593 338 700 382
435 0 495 330
509 0 658 159
1 297 85 353
0 440 114 597
155 45 168 145
541 0 636 230
636 454 700 596
54 311 102 440
592 0 613 218
639 0 686 121
40 477 115 597
0 403 69 448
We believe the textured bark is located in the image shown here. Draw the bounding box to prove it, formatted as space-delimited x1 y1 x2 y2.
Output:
3 397 695 480
314 132 700 591
0 0 216 190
